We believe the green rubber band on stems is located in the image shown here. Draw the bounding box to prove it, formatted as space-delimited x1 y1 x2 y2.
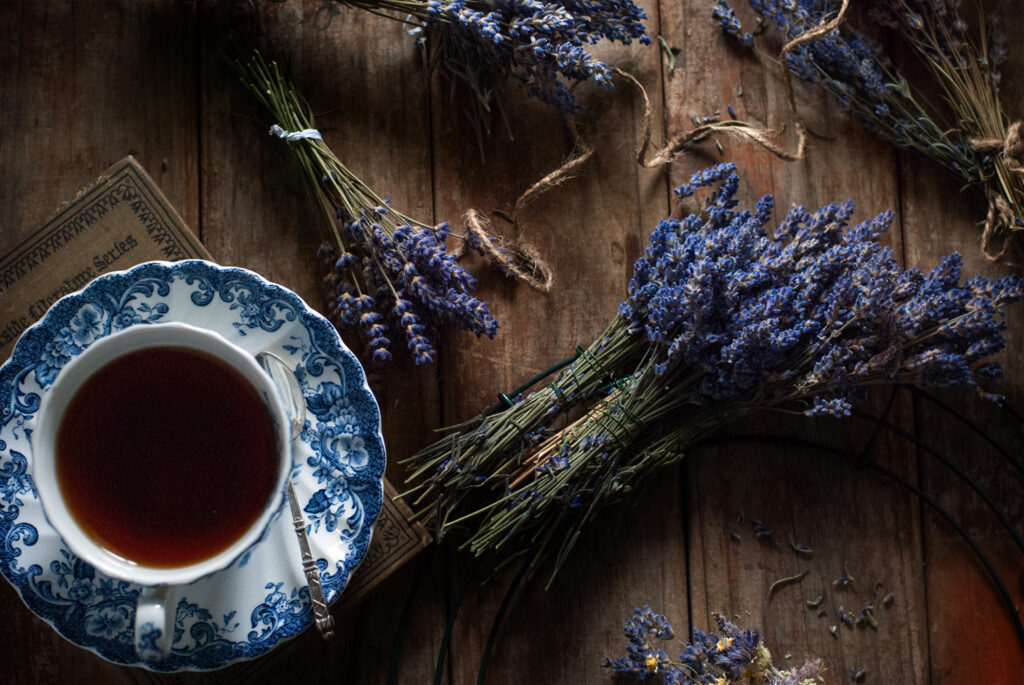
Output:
485 349 582 415
484 341 628 416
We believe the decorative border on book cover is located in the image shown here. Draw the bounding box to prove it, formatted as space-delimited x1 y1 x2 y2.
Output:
339 480 432 606
0 157 203 360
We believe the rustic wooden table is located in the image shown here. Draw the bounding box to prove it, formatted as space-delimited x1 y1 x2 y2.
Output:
2 1 1022 683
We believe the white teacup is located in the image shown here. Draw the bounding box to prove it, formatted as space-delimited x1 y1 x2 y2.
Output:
31 322 292 663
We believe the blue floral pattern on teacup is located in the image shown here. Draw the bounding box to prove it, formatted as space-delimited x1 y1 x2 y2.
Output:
0 261 384 671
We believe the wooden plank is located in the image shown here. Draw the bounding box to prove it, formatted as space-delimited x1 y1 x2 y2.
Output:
0 2 199 682
685 412 930 682
896 4 1024 672
3 1 1021 682
911 386 1024 684
193 0 446 683
424 1 685 682
0 1 199 240
660 2 929 680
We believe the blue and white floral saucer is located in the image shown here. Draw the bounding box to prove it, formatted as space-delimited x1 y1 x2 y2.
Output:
0 260 385 671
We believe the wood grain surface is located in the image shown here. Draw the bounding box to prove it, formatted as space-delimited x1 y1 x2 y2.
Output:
1 1 1021 683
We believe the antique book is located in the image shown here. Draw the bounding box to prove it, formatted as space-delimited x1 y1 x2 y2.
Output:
0 156 430 610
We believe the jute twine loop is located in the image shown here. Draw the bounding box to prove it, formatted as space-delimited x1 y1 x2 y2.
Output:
461 115 593 293
981 188 1014 260
611 67 807 167
464 208 555 292
970 121 1024 260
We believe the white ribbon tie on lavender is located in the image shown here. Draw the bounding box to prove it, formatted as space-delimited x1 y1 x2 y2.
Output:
269 124 323 142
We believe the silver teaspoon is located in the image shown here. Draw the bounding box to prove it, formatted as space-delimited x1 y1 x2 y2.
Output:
256 351 336 640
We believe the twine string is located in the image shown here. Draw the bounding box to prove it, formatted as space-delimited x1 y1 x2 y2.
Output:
612 67 807 167
460 115 592 294
780 0 851 56
510 116 593 227
462 67 805 291
464 209 554 293
981 188 1015 260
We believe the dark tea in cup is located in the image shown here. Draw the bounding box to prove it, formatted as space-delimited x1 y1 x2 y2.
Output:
56 346 280 568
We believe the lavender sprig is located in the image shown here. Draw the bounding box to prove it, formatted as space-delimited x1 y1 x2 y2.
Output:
604 607 824 684
418 0 650 111
401 163 1021 579
714 0 1024 256
327 0 649 143
236 50 498 364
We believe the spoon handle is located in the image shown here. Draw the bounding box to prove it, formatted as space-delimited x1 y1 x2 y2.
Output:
287 480 335 640
257 350 335 640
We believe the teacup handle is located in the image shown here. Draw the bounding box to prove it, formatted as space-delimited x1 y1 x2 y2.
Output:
135 585 175 662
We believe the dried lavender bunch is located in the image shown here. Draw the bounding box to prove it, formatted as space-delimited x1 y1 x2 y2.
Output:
235 50 498 364
713 0 1024 257
401 162 1022 578
604 607 824 684
325 0 649 140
